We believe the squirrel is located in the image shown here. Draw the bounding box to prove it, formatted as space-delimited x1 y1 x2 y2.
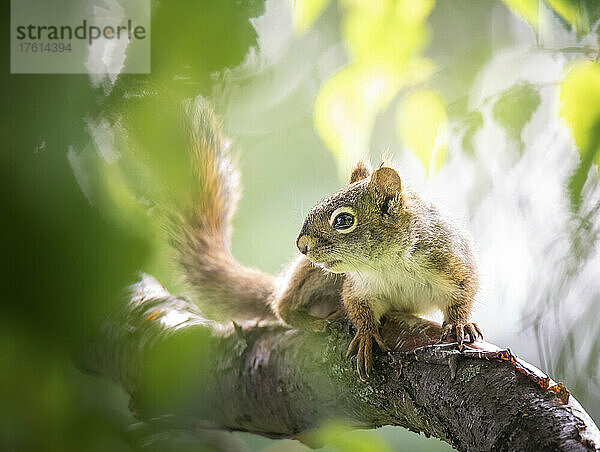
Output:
173 98 482 378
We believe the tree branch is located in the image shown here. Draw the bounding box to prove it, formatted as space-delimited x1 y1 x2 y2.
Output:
83 274 600 451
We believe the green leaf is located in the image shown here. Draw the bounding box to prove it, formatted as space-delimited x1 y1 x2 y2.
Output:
503 0 600 36
492 82 541 153
501 0 539 28
342 0 434 65
559 60 600 164
396 89 448 174
559 60 600 209
545 0 600 35
314 62 405 178
313 0 437 180
461 111 484 157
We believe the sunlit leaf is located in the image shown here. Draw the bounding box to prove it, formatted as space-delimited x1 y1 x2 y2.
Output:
315 0 437 179
559 60 600 208
492 82 540 153
292 0 332 32
343 0 434 66
396 89 448 174
501 0 539 28
314 62 405 177
559 60 600 165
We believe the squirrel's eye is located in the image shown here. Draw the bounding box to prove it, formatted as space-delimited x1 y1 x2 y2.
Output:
333 213 354 229
329 207 357 233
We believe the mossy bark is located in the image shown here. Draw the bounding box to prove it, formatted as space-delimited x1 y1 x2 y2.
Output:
83 274 600 451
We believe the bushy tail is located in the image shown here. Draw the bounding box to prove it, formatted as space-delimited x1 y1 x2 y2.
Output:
172 97 277 322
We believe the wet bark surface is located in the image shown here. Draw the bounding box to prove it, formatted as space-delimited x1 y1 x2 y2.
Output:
83 275 600 451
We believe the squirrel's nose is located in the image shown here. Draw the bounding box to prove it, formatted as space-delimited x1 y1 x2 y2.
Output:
297 235 310 255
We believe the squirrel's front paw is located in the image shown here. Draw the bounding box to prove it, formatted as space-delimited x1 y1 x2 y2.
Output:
440 321 483 344
346 328 388 379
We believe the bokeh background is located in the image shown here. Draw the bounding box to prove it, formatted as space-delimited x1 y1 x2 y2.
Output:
2 0 600 450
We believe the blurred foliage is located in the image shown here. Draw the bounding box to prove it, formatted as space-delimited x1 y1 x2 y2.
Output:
302 0 600 179
559 60 600 209
305 421 392 452
545 0 600 35
560 61 600 160
396 89 448 174
138 327 215 417
502 0 540 28
293 0 332 32
492 82 540 154
459 111 484 157
0 70 150 450
3 0 600 451
106 0 265 104
502 0 600 34
310 0 437 177
0 1 265 450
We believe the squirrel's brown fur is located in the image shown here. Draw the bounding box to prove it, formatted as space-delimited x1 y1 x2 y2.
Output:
174 99 482 377
173 98 276 322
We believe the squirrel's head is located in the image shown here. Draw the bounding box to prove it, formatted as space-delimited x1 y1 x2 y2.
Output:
297 161 406 274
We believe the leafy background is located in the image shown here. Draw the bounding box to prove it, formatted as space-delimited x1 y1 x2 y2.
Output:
2 0 600 451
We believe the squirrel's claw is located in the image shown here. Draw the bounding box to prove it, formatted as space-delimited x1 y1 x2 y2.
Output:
357 336 372 379
439 323 452 343
347 329 388 378
440 321 483 344
346 332 360 358
455 324 465 344
464 322 483 342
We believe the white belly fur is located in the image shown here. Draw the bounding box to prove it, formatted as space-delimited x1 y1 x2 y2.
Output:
348 255 457 321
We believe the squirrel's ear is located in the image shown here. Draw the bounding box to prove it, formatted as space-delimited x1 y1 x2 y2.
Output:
349 160 372 184
369 167 402 198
